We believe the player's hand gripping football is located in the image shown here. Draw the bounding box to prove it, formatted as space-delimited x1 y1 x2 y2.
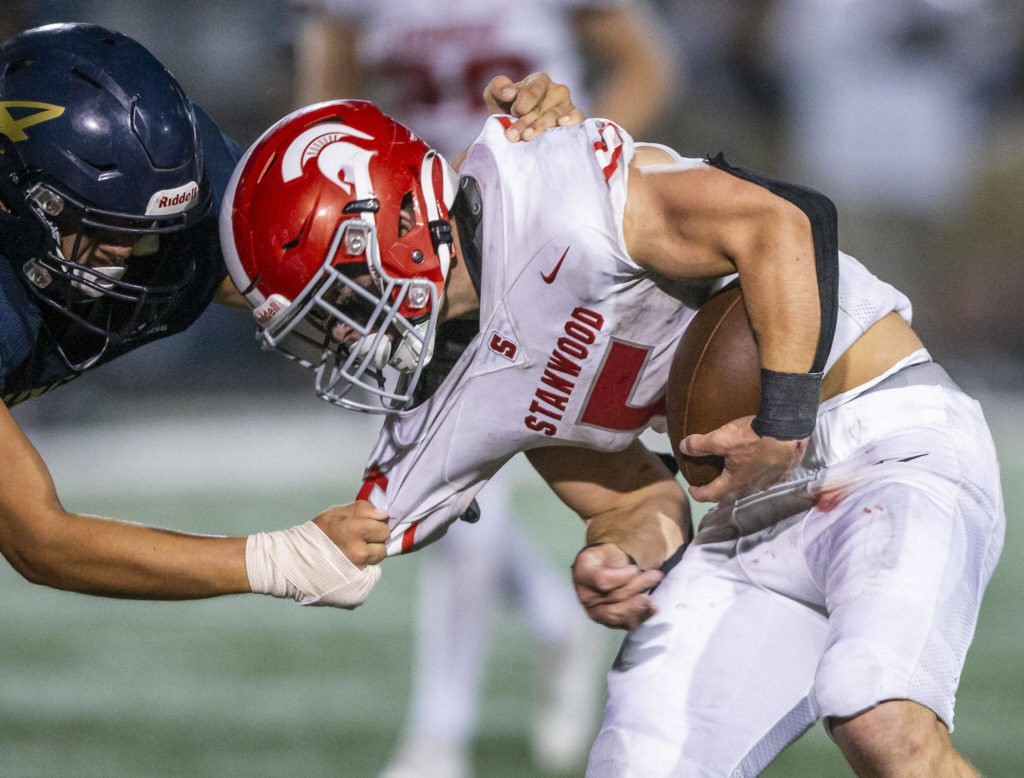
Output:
681 416 808 503
313 500 391 568
483 72 585 142
572 543 664 631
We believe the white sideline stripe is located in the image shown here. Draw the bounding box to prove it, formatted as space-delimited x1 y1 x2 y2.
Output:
21 403 383 495
17 390 1023 496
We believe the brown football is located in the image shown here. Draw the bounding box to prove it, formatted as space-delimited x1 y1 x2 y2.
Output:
666 286 761 486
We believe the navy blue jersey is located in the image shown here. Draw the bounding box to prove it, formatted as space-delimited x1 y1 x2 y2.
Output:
0 106 242 406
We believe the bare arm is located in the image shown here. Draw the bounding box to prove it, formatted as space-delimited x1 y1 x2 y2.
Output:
0 400 249 598
574 4 675 137
528 441 689 629
0 401 388 602
626 161 820 374
293 12 363 108
625 158 826 501
528 440 688 568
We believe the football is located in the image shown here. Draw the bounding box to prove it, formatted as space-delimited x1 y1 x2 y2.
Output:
666 285 761 486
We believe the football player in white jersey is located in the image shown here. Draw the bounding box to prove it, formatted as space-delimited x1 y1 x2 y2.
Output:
221 101 1004 776
290 2 675 773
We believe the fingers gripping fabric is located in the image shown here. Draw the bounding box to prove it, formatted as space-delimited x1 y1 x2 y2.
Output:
246 521 381 609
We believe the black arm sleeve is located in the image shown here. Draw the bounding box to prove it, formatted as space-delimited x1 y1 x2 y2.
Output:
705 153 839 374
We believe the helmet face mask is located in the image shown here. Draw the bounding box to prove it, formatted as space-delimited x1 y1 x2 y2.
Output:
0 23 209 370
222 100 457 413
254 217 440 411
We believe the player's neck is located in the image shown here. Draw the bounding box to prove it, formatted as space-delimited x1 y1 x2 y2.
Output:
437 233 480 324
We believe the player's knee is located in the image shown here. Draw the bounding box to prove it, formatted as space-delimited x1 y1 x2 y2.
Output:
830 700 968 777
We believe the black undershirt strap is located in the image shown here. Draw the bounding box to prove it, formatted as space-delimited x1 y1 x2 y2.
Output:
705 153 839 375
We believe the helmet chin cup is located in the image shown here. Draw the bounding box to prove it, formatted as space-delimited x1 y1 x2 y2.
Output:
349 330 392 371
71 264 127 298
390 319 432 373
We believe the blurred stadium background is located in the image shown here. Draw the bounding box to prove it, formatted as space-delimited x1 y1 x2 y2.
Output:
4 0 1023 775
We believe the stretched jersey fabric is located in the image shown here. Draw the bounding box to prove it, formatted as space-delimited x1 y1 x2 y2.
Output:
360 117 912 557
0 107 241 406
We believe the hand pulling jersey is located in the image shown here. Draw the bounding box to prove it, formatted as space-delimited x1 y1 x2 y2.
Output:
360 117 912 556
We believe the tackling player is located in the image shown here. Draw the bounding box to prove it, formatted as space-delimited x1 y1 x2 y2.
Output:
222 100 1003 776
0 24 578 610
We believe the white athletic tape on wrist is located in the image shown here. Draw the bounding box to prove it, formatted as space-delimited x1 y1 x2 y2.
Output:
245 520 381 609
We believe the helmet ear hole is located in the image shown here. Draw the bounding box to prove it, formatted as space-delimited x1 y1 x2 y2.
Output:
398 191 415 238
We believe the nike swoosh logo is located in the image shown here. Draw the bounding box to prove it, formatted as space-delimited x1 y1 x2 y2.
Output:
541 247 570 284
873 453 929 466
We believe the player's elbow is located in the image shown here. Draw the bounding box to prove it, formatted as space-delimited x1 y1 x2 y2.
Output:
645 479 691 533
733 196 812 270
0 507 72 588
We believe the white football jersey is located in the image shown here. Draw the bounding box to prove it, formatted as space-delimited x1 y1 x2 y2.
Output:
359 117 912 556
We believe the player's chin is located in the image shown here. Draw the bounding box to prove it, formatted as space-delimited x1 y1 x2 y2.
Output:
688 485 718 503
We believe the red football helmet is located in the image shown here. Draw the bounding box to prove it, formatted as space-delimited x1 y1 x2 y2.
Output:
220 100 458 412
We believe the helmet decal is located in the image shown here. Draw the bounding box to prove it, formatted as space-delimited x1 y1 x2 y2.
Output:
316 141 375 198
0 101 65 143
281 123 375 193
145 180 200 215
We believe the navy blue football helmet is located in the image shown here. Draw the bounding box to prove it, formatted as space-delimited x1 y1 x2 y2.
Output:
0 23 211 369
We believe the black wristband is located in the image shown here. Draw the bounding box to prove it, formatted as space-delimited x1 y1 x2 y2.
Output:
751 368 823 440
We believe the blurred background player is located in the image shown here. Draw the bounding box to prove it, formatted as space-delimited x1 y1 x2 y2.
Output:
0 23 389 605
760 0 1022 356
291 1 675 774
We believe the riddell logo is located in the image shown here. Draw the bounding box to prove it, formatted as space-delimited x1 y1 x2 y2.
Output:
253 293 290 326
159 189 195 208
146 181 199 216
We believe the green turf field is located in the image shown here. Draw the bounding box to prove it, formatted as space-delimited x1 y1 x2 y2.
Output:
3 394 1021 776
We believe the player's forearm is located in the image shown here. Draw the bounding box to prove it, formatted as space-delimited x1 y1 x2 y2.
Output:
706 156 840 390
583 479 689 571
294 15 362 107
7 510 249 599
579 7 674 137
591 57 673 138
